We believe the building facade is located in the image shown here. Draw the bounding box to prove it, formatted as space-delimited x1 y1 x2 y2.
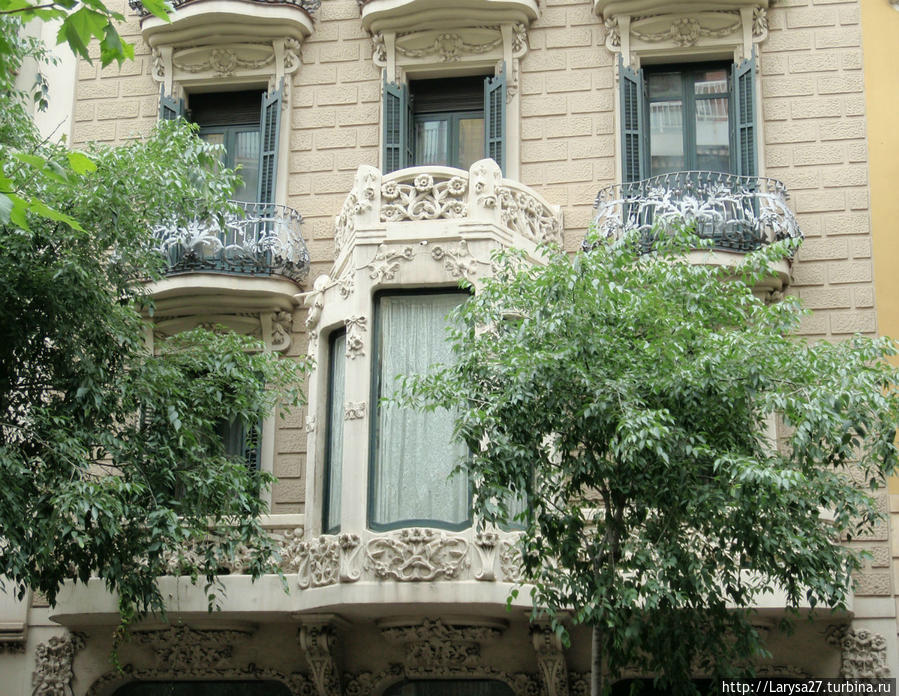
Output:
1 0 897 693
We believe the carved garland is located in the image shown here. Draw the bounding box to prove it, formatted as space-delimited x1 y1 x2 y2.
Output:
826 625 891 679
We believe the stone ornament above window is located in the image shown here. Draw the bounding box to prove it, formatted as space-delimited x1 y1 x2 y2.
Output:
596 0 770 64
360 0 538 35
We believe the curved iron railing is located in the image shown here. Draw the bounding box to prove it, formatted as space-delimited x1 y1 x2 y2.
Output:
128 0 320 16
590 171 802 253
153 201 310 284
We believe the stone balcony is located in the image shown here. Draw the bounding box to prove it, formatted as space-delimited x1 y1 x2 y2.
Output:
146 201 309 321
129 0 318 47
359 0 539 34
591 170 802 290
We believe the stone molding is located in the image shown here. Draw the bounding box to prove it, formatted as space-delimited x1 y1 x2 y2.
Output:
152 37 303 103
338 617 542 696
32 632 85 696
298 619 343 696
531 621 571 696
278 528 524 589
602 4 768 66
826 625 891 679
152 309 294 353
86 625 316 696
334 162 563 257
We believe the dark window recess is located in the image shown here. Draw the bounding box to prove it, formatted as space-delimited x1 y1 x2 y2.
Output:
215 417 261 471
383 70 506 174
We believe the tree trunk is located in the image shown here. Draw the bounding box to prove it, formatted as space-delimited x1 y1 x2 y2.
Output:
591 623 603 696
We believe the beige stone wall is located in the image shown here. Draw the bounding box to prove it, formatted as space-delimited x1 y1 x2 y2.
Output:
68 0 885 551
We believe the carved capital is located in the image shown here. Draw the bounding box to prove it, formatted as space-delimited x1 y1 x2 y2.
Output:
531 621 570 696
299 620 343 696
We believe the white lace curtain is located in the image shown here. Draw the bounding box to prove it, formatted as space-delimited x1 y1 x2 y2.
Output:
372 293 469 528
325 332 346 533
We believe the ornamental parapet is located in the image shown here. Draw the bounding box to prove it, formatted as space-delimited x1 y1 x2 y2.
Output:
592 170 801 251
334 160 563 265
153 200 310 285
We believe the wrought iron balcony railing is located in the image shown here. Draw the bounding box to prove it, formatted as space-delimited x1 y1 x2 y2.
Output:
591 171 802 253
128 0 320 16
153 201 310 284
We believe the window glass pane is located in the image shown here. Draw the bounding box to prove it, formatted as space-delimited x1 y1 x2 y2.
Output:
372 293 469 528
695 96 730 172
649 97 684 176
694 69 728 95
457 117 484 170
325 332 346 533
414 118 449 166
648 72 681 99
232 129 260 203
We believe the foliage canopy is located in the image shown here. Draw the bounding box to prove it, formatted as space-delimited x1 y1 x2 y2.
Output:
399 232 899 693
0 18 310 627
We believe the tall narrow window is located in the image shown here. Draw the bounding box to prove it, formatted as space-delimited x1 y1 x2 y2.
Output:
370 291 469 530
323 331 346 534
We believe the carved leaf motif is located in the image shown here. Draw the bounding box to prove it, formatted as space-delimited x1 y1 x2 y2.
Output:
365 528 470 581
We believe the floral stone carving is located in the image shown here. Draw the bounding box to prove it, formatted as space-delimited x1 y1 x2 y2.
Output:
32 633 85 696
365 528 469 581
381 618 504 676
826 625 890 678
299 623 341 696
381 173 468 222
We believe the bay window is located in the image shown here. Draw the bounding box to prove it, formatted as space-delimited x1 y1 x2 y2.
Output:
369 291 469 531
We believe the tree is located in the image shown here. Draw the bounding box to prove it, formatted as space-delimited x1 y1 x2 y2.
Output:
0 15 310 629
398 231 899 695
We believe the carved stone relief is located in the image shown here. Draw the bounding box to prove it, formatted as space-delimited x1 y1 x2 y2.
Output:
298 623 342 696
173 43 275 76
604 8 768 57
381 173 469 222
344 402 367 420
531 621 570 696
362 244 415 284
395 27 503 62
293 536 340 589
345 315 367 360
365 528 470 581
499 539 525 583
86 626 316 696
432 240 489 279
473 531 499 581
271 310 294 352
32 633 85 696
826 625 891 678
381 618 504 676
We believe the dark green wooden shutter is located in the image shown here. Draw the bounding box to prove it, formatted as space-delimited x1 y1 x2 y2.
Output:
619 58 645 183
243 420 261 471
732 52 757 177
159 86 184 121
383 78 408 173
484 65 506 174
257 81 283 205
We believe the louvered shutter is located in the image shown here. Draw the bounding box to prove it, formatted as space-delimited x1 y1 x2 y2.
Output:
257 81 283 205
619 58 645 183
732 52 757 177
243 420 261 471
383 78 408 173
158 86 184 121
484 66 507 174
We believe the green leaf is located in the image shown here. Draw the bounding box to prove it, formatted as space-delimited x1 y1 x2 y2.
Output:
28 198 84 231
67 151 97 175
139 0 171 21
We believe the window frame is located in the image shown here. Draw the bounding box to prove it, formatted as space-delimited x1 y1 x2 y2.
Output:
412 108 485 170
643 61 734 176
322 328 346 535
367 288 472 533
